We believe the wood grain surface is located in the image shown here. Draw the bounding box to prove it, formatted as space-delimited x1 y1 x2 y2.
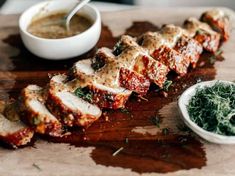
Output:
0 7 234 176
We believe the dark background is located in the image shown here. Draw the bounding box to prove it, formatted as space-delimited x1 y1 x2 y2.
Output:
94 0 133 4
0 0 134 8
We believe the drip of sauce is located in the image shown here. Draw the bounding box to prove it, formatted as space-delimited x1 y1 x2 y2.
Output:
1 21 225 173
27 12 93 39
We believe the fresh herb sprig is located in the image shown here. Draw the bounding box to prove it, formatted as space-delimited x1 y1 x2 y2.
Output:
187 82 235 136
163 80 173 91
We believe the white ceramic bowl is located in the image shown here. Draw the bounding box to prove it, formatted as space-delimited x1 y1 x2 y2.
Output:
178 80 235 144
19 0 101 60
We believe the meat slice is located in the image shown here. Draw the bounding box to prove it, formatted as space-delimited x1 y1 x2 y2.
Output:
139 32 187 76
69 59 132 109
0 113 34 148
92 48 151 95
184 17 221 53
114 35 169 87
174 35 203 68
138 32 164 54
119 67 150 95
201 9 230 41
46 75 102 127
20 85 62 136
160 24 203 68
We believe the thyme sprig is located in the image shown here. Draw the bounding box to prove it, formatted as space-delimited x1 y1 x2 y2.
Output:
112 147 124 156
187 82 235 136
163 80 173 91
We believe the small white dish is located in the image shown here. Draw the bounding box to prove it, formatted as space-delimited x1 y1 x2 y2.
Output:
19 0 101 60
178 80 235 144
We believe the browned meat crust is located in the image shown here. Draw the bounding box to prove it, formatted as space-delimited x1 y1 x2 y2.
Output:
201 11 230 41
174 35 203 68
119 67 150 95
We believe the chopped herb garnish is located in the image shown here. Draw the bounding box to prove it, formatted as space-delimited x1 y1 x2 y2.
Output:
104 94 115 102
178 136 188 144
120 108 130 114
163 80 173 91
177 124 191 132
32 163 42 171
196 29 205 35
150 116 161 128
162 128 169 135
32 117 40 125
112 147 124 156
74 87 93 102
187 82 235 136
125 138 129 144
209 49 223 64
160 153 171 159
196 78 202 83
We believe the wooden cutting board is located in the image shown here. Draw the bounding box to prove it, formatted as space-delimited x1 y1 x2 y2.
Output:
0 7 235 176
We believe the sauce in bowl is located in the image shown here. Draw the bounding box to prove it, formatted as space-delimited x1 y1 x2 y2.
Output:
27 12 93 39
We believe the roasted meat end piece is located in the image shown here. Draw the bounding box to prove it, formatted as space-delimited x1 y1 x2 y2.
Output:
20 85 62 137
119 67 150 95
201 9 230 41
152 45 188 76
174 35 203 68
0 113 34 148
184 17 221 53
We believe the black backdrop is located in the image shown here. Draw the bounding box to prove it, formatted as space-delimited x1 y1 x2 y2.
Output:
0 0 134 8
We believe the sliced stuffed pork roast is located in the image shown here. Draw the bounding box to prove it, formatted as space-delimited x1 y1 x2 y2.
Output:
46 74 102 127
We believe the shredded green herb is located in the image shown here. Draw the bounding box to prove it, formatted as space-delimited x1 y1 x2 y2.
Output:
104 94 115 102
150 116 161 128
187 82 235 136
112 147 124 156
177 124 191 133
163 80 173 91
74 87 93 102
120 108 130 114
32 117 41 125
125 138 129 144
196 29 205 35
209 49 223 64
162 128 169 135
32 163 42 171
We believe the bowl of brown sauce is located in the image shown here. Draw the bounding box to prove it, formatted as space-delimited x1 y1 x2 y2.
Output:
19 0 101 60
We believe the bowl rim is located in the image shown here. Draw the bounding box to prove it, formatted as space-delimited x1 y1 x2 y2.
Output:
19 0 101 42
178 80 235 144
